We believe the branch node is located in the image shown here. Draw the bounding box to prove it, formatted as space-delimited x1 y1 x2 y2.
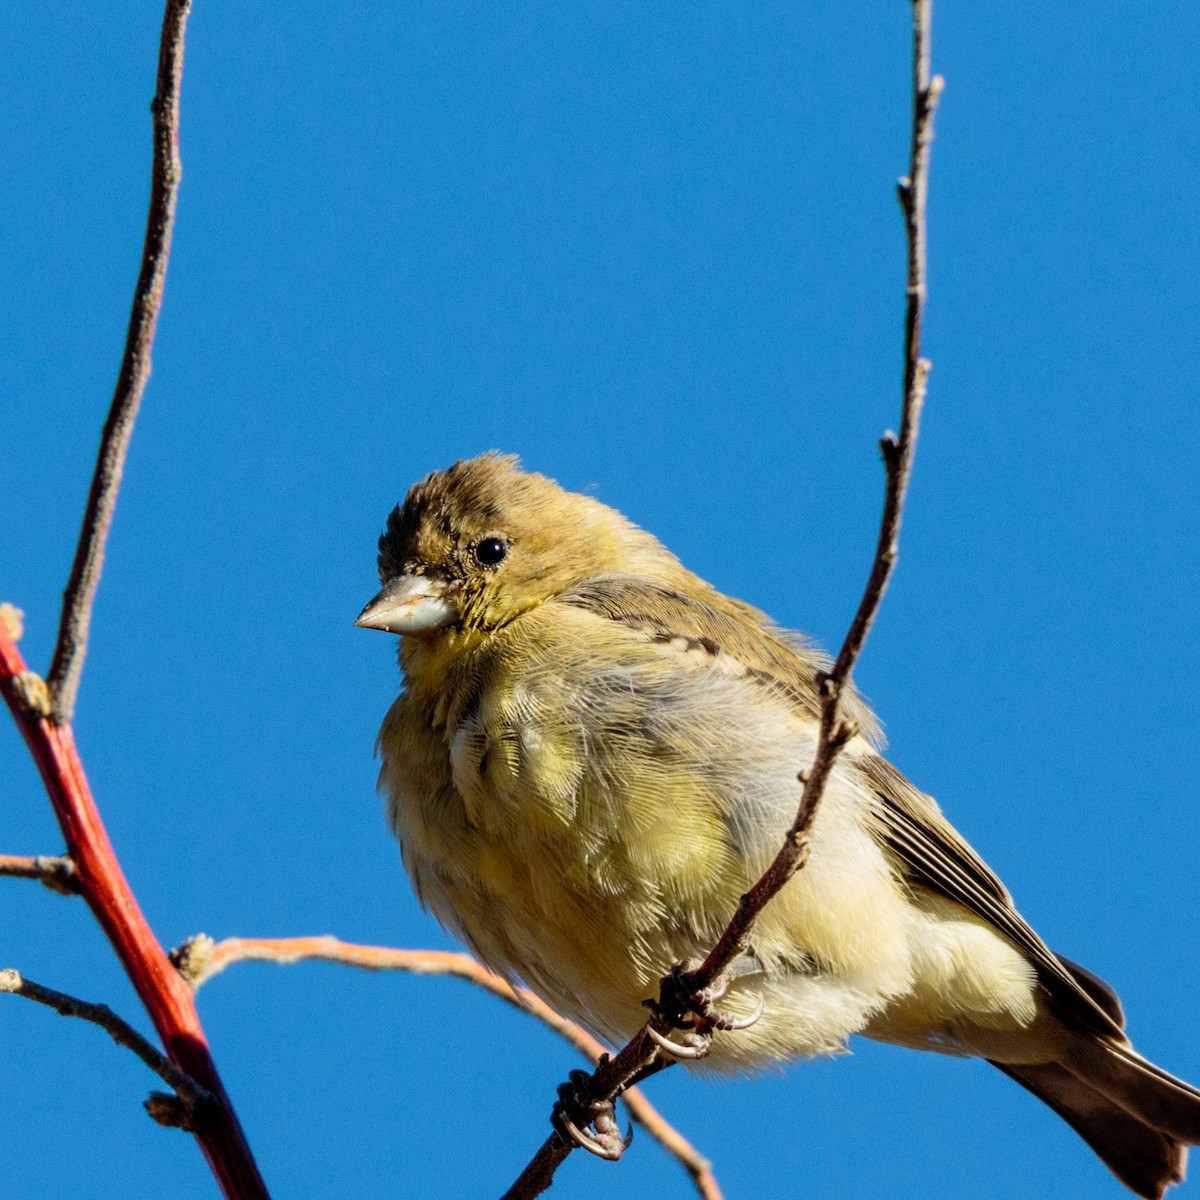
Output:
170 933 215 986
0 604 25 640
792 834 814 870
36 854 81 895
146 1090 197 1131
832 718 860 748
12 671 53 719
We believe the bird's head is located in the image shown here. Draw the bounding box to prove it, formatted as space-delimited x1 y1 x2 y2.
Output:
355 453 679 644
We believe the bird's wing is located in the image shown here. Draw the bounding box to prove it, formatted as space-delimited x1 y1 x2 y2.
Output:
857 753 1127 1039
558 574 879 742
560 574 1125 1040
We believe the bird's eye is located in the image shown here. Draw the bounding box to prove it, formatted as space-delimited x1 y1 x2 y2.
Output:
473 537 508 567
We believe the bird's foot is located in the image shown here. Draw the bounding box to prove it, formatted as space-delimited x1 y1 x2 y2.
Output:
647 955 765 1058
551 1067 633 1161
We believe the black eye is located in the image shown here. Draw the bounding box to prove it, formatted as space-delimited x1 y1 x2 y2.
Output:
473 537 508 567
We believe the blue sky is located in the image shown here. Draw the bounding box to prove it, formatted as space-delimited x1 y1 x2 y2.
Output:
2 3 1198 1198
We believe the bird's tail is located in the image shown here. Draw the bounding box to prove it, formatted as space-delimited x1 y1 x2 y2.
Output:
991 1038 1200 1199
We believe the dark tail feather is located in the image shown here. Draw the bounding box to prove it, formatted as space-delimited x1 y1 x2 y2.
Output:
991 1060 1187 1200
1063 1038 1200 1146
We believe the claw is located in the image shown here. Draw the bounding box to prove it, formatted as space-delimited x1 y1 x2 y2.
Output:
599 1113 634 1157
557 1106 625 1160
710 993 764 1032
653 953 767 1042
550 1070 633 1161
647 1023 712 1060
704 974 730 1005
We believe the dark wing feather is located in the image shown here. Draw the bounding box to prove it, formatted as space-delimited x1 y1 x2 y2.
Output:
857 753 1125 1040
1057 954 1127 1028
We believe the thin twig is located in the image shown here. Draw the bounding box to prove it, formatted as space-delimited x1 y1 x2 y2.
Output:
0 853 80 894
0 969 215 1129
45 0 191 725
177 936 721 1200
502 4 942 1196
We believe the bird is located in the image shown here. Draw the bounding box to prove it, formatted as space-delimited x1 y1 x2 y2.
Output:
356 451 1200 1198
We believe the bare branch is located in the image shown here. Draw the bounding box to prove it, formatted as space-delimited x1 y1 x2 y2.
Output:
45 0 192 725
177 937 720 1200
0 624 269 1198
682 0 943 1046
503 3 942 1195
686 0 942 1027
0 853 80 895
0 969 214 1129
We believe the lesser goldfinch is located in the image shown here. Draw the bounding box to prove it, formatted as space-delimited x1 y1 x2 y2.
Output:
357 452 1200 1198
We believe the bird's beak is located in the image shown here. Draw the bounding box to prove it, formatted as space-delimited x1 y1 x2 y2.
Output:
354 574 457 636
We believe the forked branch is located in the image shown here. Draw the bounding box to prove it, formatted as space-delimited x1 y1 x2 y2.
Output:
0 1 270 1194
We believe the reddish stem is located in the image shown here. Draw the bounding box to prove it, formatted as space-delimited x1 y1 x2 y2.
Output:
0 629 269 1200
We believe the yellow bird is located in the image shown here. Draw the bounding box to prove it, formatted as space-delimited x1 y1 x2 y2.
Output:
357 452 1200 1198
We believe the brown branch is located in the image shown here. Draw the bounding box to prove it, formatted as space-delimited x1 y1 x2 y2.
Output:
45 0 191 725
176 936 721 1200
499 1027 660 1200
0 970 214 1129
502 3 942 1196
0 635 269 1198
690 7 943 986
0 853 80 894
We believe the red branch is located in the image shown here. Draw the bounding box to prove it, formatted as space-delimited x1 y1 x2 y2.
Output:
0 630 269 1200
